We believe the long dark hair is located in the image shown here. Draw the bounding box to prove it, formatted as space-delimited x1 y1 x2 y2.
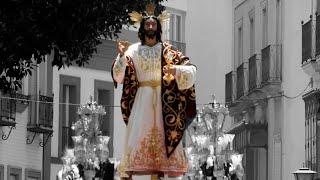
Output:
138 16 162 45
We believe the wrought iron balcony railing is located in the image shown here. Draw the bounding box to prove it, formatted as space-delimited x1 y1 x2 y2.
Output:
0 93 16 127
15 93 30 112
225 71 233 104
302 19 312 63
261 44 282 85
248 54 259 92
27 94 53 146
237 63 245 99
0 92 30 140
28 95 53 132
39 95 53 128
249 54 257 91
316 15 320 57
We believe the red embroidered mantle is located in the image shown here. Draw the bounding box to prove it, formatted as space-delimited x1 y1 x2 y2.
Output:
112 42 196 157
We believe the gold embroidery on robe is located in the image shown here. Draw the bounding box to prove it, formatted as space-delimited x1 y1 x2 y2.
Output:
114 58 126 76
126 125 187 171
161 42 197 157
137 45 161 73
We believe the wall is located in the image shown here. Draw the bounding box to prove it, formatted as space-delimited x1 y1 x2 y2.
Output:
281 0 312 179
185 0 233 106
0 108 43 179
51 66 113 154
162 0 187 12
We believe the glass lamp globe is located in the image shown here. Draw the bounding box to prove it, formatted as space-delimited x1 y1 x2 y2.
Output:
292 167 316 180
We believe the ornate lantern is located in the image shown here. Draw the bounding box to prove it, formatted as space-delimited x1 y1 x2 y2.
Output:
292 167 317 180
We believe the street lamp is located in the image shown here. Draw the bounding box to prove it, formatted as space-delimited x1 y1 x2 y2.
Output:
292 167 317 180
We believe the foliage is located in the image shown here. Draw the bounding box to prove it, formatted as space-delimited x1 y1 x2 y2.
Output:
0 0 166 92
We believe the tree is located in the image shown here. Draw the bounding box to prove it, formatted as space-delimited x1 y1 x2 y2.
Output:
0 0 165 92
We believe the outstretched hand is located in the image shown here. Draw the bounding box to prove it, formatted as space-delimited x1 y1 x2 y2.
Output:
117 41 130 57
163 65 176 76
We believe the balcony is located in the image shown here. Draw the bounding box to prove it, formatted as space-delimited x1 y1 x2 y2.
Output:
15 93 30 112
302 89 320 175
0 92 30 140
27 95 53 133
27 94 53 146
248 54 260 92
316 14 320 57
226 120 267 153
302 19 312 64
225 71 233 104
237 63 245 99
261 44 282 85
0 93 16 127
302 15 320 81
166 40 186 54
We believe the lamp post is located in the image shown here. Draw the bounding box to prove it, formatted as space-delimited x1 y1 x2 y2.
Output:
292 167 317 180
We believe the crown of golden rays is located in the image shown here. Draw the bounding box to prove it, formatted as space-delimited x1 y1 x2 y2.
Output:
128 3 170 24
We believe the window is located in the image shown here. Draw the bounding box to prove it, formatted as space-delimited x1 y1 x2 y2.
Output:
0 165 4 180
28 55 50 96
262 8 268 48
162 7 185 43
276 0 282 44
94 80 114 156
59 75 80 157
7 166 22 180
26 178 37 180
250 17 255 56
303 91 320 176
169 13 182 42
28 55 53 126
97 89 111 134
61 85 77 150
25 169 41 180
9 175 18 180
238 26 243 66
175 15 181 42
161 8 186 53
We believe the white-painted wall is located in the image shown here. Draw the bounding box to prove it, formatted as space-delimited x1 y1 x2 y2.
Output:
0 107 43 179
51 66 113 158
163 0 187 12
51 164 62 180
281 0 311 179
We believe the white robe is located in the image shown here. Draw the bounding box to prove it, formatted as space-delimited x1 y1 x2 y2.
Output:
113 42 196 176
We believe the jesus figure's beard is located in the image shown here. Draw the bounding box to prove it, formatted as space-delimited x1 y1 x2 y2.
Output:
145 30 156 39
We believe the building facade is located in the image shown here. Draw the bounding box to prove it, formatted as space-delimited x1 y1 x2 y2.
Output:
0 56 54 180
301 0 320 177
226 0 313 180
49 38 127 180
